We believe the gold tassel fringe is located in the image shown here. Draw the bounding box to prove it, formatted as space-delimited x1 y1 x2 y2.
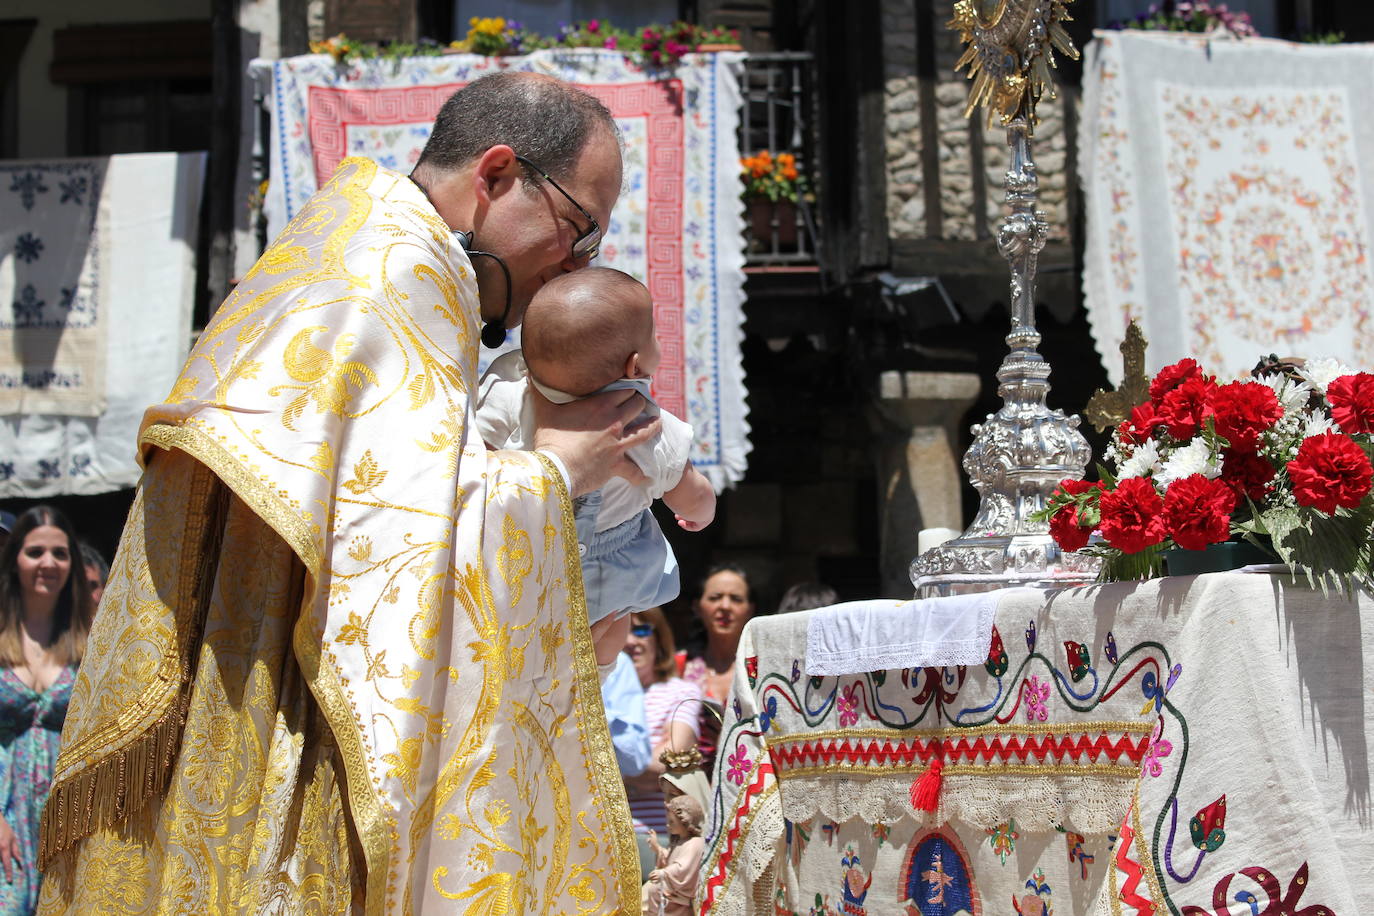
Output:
38 686 192 871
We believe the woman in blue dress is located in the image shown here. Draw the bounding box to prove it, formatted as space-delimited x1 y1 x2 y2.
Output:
0 507 93 914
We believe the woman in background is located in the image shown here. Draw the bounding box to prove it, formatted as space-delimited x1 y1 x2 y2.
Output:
0 507 93 914
677 564 757 777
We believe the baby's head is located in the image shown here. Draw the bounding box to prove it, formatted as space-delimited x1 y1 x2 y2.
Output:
521 267 658 398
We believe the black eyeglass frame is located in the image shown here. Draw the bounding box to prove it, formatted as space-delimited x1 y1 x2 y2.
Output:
514 154 602 262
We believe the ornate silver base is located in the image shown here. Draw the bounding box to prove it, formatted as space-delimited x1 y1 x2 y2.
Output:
911 534 1100 597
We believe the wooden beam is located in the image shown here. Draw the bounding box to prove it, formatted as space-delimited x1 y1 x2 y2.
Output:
50 21 211 84
913 0 943 238
891 237 1075 275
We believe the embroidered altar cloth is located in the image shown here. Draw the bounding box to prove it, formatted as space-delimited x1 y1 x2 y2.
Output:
1081 32 1374 384
699 573 1372 914
253 49 751 489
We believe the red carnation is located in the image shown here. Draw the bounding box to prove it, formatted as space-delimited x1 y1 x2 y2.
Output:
1157 376 1216 440
1326 372 1374 435
1150 358 1203 404
1117 402 1161 446
1098 477 1167 554
1049 504 1093 552
1162 474 1236 550
1287 432 1374 515
1221 450 1276 501
1055 478 1103 498
1209 380 1282 453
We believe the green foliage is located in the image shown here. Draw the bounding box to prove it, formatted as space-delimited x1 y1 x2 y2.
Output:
1082 542 1166 582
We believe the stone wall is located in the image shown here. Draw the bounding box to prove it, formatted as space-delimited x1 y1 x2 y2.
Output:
882 0 1071 242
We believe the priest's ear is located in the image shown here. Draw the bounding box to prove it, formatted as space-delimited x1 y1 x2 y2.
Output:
472 144 520 203
624 351 645 379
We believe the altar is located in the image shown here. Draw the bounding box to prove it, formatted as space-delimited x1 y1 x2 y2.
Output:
698 572 1371 913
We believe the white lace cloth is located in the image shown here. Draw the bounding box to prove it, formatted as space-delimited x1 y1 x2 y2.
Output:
804 590 1011 676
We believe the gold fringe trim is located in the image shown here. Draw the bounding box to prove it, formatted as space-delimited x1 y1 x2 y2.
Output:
38 460 229 870
38 689 192 870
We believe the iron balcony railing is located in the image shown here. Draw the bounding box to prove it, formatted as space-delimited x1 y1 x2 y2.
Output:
739 52 818 266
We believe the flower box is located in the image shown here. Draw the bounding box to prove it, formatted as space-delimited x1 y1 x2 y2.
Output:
747 199 798 249
1161 538 1277 577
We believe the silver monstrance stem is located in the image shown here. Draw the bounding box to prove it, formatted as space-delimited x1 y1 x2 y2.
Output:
911 2 1098 596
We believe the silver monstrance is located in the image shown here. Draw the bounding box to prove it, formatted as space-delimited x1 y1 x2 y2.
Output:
911 0 1099 596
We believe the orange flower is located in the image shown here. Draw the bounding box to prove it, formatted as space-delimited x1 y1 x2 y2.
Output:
776 152 795 169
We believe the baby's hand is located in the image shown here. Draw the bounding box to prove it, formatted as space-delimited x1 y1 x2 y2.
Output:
676 513 710 532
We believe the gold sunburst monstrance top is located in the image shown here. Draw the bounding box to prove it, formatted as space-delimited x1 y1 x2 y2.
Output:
951 0 1079 127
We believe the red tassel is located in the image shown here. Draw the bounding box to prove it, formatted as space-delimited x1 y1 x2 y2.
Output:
910 758 943 813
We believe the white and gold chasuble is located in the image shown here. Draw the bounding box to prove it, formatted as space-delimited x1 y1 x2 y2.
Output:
38 158 638 914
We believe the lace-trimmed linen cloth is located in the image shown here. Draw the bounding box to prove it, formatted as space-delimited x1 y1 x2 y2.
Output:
251 48 751 489
698 573 1373 914
805 591 1003 676
1081 31 1374 384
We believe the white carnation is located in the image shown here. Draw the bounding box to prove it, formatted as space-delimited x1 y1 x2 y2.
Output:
1118 439 1161 479
1298 357 1354 394
1255 372 1312 414
1303 414 1335 438
1156 438 1221 487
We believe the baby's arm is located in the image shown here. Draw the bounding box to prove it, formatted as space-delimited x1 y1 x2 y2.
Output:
590 612 631 669
664 461 716 532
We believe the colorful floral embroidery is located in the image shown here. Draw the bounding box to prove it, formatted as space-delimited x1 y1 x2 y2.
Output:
837 683 860 727
1141 717 1173 778
726 743 753 785
1066 831 1094 880
986 818 1020 864
1023 675 1050 722
1013 867 1053 916
871 822 890 847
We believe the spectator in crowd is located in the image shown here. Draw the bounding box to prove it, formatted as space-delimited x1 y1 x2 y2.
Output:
623 607 701 880
678 564 756 777
776 581 837 614
680 564 756 704
600 651 652 779
0 506 94 913
79 544 108 609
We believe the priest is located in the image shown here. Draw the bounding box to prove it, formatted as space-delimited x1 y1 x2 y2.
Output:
39 72 648 914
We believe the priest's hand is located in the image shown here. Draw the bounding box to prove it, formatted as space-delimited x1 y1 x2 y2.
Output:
532 387 661 497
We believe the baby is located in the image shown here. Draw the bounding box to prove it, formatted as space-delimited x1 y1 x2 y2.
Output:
475 267 716 668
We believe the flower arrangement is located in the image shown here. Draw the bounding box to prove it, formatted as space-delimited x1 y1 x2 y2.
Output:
739 150 807 204
312 19 739 68
1042 355 1374 590
1113 1 1258 38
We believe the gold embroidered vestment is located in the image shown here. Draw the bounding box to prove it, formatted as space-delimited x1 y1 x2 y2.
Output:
38 158 637 914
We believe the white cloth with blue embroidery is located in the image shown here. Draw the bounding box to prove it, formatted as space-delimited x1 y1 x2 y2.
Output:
0 152 204 496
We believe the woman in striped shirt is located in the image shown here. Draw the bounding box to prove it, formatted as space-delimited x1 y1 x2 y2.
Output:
622 607 702 864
